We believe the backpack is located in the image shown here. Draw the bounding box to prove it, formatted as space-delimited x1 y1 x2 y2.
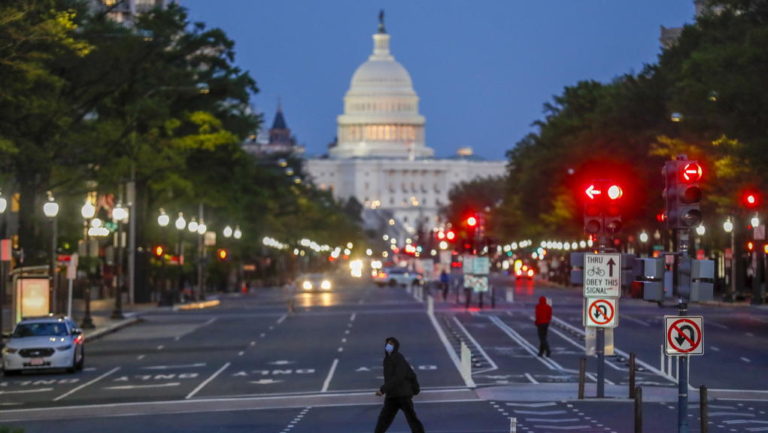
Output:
408 364 420 396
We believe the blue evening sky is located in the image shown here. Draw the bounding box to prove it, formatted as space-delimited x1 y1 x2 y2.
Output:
182 1 695 160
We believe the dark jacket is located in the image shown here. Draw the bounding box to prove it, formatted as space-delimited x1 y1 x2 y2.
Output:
380 337 414 398
535 296 552 325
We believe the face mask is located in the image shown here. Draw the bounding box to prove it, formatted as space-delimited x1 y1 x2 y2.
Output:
385 343 394 353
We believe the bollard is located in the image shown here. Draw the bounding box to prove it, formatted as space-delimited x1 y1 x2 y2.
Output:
629 352 636 399
491 285 496 309
460 342 472 385
700 385 708 433
660 344 665 375
407 283 413 295
509 417 517 433
578 357 586 400
634 386 642 433
506 287 514 303
427 295 434 316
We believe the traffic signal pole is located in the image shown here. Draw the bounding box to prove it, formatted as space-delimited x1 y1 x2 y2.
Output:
674 229 690 433
596 233 608 399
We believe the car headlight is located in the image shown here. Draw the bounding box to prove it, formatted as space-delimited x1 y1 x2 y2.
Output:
56 345 73 351
302 281 313 290
321 280 332 290
2 347 18 354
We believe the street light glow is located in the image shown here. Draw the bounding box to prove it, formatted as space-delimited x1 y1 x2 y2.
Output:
0 193 7 214
188 218 198 233
223 225 233 238
233 226 242 239
751 214 760 228
81 200 96 219
175 213 186 230
197 222 207 235
639 231 649 243
695 224 706 236
723 219 734 233
113 203 129 222
43 194 59 218
158 209 170 227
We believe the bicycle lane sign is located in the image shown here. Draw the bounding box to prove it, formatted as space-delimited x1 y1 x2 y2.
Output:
583 253 621 297
665 316 704 356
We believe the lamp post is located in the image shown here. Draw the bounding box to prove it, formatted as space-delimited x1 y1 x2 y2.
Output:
175 212 186 302
639 231 649 257
187 217 199 300
111 202 128 319
0 191 7 331
80 198 96 329
157 209 170 305
724 217 736 300
196 218 207 300
43 192 59 313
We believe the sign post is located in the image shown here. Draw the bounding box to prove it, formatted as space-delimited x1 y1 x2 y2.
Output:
583 253 621 398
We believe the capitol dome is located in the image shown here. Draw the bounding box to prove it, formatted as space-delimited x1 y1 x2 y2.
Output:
330 17 433 159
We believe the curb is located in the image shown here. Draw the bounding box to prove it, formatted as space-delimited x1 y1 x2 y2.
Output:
83 316 142 342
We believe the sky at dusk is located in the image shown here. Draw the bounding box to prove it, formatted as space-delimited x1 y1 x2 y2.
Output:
181 1 696 160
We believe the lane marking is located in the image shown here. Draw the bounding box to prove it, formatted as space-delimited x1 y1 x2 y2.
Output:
250 341 256 346
524 373 538 384
137 355 145 360
711 346 720 352
0 388 54 395
337 347 344 353
707 321 729 330
544 322 626 373
490 315 561 371
104 383 180 390
507 402 557 408
621 315 650 327
276 314 287 325
741 357 751 363
185 362 231 400
513 409 569 415
451 316 498 374
53 367 120 401
321 358 339 392
201 317 217 327
350 313 356 322
341 338 347 343
238 351 244 356
427 309 474 387
157 345 164 351
142 363 206 370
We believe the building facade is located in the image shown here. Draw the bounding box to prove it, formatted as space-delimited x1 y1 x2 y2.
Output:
305 15 506 238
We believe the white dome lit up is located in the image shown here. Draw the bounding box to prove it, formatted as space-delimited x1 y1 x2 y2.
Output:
330 15 433 159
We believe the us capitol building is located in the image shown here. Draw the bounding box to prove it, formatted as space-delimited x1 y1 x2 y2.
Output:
305 15 506 239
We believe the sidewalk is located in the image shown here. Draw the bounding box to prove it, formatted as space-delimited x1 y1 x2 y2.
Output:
71 295 220 341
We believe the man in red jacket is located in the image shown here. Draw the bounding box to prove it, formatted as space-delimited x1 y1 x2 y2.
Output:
535 296 552 357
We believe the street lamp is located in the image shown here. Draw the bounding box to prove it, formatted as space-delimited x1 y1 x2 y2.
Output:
639 231 649 243
111 202 129 319
43 192 59 314
175 213 186 300
0 191 7 238
695 224 706 236
233 226 242 240
157 208 169 227
80 196 96 329
724 217 736 301
188 217 198 233
751 214 760 228
223 225 233 238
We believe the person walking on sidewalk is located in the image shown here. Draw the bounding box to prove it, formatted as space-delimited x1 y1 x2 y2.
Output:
440 270 450 301
375 337 425 433
535 296 552 357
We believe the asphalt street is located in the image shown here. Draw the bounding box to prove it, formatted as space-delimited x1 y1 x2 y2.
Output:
0 275 766 432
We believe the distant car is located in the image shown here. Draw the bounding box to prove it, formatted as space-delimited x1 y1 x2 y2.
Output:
515 264 536 280
2 316 85 375
297 273 334 292
373 267 422 287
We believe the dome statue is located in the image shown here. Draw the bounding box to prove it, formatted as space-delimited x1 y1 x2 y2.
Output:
331 13 433 159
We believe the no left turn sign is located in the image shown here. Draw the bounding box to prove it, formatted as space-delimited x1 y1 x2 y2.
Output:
584 298 618 328
664 316 704 356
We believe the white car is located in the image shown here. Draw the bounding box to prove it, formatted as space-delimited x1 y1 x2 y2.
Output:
373 267 422 287
2 316 85 375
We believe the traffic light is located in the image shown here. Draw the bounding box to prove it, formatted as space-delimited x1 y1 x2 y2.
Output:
741 190 761 210
582 180 623 236
152 245 165 258
663 159 703 229
216 248 229 261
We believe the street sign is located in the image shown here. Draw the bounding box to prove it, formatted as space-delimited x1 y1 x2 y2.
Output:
473 257 490 275
664 316 704 356
583 253 621 297
584 298 618 328
465 275 489 293
462 255 474 274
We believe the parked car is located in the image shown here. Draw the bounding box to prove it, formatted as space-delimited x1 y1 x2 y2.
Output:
2 316 85 375
373 267 422 287
297 273 334 292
